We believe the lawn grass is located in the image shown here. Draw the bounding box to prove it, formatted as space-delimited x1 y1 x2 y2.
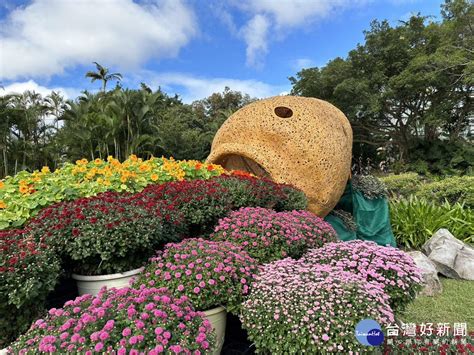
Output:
400 277 474 331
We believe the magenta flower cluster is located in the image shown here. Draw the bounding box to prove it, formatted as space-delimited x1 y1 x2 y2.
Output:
302 240 423 311
211 207 337 263
240 258 394 354
8 287 214 354
132 238 259 313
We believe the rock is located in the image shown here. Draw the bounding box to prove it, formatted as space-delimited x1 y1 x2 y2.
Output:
422 229 474 281
407 251 443 296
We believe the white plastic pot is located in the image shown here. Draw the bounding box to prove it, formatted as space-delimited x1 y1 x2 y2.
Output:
203 306 227 354
72 267 143 296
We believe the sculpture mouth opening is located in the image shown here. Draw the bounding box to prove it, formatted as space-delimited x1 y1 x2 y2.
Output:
213 153 271 179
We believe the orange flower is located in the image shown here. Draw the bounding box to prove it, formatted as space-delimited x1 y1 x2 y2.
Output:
120 175 128 183
0 200 6 209
130 154 138 162
151 173 159 181
195 163 202 170
0 181 4 189
207 165 214 171
94 158 102 165
19 185 29 194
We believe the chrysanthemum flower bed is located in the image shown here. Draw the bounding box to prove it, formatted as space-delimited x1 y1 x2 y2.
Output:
240 258 394 353
25 191 184 275
0 229 60 348
211 207 337 263
0 155 224 229
8 287 215 354
132 239 259 313
302 240 423 311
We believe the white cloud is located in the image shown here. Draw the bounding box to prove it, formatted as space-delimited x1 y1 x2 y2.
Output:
0 0 197 80
241 14 270 68
226 0 369 68
1 80 81 100
147 72 289 103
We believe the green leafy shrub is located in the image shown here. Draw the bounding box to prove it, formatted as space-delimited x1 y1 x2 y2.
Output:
27 192 184 275
379 172 424 198
390 197 474 249
418 176 474 208
0 229 60 347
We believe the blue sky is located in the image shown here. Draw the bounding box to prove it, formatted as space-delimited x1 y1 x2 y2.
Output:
0 0 444 103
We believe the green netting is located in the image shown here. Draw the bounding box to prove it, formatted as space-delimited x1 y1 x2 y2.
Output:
325 180 396 247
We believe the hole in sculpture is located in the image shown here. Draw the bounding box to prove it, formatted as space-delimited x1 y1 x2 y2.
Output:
274 106 293 118
215 154 271 179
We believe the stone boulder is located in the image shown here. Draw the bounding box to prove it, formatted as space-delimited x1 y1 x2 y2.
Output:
422 229 474 281
407 251 442 296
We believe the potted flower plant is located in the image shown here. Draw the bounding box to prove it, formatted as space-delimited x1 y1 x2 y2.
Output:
240 258 394 353
0 229 60 348
8 286 215 353
211 207 338 263
132 238 259 354
27 191 184 295
302 240 423 311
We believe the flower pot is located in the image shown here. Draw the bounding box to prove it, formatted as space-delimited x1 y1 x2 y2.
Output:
72 267 143 296
203 306 227 355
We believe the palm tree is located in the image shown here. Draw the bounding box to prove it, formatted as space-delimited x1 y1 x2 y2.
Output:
85 62 122 92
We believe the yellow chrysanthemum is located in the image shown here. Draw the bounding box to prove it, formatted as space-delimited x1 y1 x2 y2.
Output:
96 177 104 184
150 173 159 181
120 175 128 183
129 154 138 162
41 166 50 174
94 158 103 165
104 180 111 186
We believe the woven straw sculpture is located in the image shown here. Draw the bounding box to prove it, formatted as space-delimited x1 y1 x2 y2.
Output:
206 96 352 216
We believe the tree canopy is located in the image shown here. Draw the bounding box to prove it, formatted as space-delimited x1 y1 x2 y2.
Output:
290 0 473 174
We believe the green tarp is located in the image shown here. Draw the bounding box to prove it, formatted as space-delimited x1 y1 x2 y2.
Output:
325 180 396 247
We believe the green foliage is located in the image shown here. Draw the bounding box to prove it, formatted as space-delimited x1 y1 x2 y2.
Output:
352 174 388 199
0 86 254 178
380 172 425 197
290 0 473 170
390 197 474 249
418 175 474 208
381 173 474 208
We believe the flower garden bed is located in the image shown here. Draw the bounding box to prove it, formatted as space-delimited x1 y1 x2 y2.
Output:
2 156 469 353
